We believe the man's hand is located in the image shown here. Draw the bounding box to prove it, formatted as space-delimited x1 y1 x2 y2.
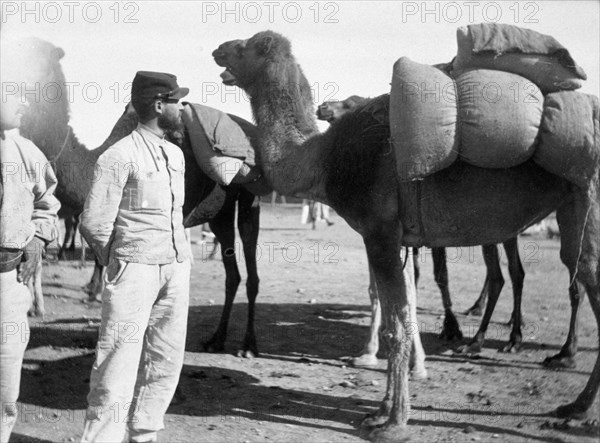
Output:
17 237 46 285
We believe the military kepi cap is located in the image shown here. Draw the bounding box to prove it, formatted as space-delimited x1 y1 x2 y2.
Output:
131 71 189 101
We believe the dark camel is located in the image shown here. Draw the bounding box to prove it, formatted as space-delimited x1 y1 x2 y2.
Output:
319 95 584 367
213 31 600 440
318 96 527 357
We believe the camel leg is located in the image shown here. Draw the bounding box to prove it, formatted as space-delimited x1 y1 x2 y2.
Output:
544 271 584 369
555 183 600 419
235 188 260 358
85 259 105 302
545 194 591 369
457 245 504 354
435 247 463 340
58 213 76 260
413 248 420 287
543 274 584 369
204 189 241 353
360 229 412 442
79 220 87 267
27 259 44 319
501 237 525 353
350 263 381 368
464 278 489 316
353 252 427 379
309 200 316 230
407 249 427 380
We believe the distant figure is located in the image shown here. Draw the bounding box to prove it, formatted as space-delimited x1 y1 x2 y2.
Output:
301 199 334 229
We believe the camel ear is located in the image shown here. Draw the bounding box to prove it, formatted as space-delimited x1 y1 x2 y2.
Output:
257 36 274 56
52 47 65 61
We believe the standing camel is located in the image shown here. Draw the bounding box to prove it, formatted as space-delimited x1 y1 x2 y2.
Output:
317 95 528 360
213 31 600 440
15 37 263 357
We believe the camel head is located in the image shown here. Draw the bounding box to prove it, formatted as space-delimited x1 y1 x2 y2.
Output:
1 37 66 87
4 37 71 158
316 96 369 123
212 30 293 91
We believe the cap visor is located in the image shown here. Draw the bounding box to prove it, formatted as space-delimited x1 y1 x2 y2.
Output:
169 87 189 99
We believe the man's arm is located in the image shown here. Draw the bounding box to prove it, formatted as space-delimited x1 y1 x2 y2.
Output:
18 155 61 284
31 162 61 244
80 149 127 266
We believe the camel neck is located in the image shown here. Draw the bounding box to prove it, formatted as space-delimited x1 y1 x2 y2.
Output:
248 68 328 200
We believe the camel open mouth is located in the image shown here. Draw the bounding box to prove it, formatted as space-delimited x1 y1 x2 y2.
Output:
220 69 238 86
316 106 334 123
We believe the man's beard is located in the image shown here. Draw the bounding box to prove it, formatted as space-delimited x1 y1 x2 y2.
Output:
158 112 184 145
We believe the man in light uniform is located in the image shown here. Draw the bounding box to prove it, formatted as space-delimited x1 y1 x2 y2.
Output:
80 71 191 443
1 88 60 442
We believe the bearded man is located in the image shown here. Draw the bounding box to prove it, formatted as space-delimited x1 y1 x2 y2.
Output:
80 71 191 443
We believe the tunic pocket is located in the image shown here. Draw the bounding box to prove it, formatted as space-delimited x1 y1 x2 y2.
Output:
125 172 171 211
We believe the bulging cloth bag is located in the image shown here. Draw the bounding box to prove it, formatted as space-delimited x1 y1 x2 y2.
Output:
181 103 271 196
451 23 587 93
534 92 600 189
390 57 543 180
390 57 598 188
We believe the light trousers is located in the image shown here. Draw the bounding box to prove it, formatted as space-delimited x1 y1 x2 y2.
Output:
0 270 31 443
81 259 190 443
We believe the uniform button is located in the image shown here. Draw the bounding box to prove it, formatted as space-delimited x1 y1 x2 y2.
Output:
142 201 148 208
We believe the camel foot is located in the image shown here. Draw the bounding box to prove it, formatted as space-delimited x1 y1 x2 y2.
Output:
439 314 463 341
84 283 103 302
543 354 576 369
86 293 101 303
463 306 483 317
350 354 379 368
439 328 463 341
360 413 388 429
236 349 257 359
203 338 225 353
367 422 411 443
410 368 428 380
501 341 522 353
27 306 45 319
457 342 482 354
555 402 588 420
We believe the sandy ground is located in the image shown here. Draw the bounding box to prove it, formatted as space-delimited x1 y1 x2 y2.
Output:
10 204 600 442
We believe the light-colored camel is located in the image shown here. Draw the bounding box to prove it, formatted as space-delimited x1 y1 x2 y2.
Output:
213 31 600 440
318 96 529 359
16 37 263 357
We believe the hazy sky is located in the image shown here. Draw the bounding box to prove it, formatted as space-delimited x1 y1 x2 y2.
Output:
2 1 599 148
